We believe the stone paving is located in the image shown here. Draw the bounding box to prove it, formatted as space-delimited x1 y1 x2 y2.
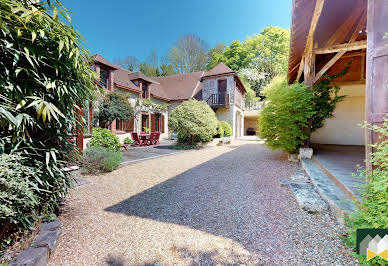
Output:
50 141 357 265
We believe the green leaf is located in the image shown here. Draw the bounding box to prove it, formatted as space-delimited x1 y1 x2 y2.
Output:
58 39 64 54
31 31 36 43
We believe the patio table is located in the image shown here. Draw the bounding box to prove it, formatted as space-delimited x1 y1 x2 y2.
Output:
139 134 150 145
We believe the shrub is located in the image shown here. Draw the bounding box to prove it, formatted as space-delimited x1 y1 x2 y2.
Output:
0 0 95 252
0 154 41 251
81 147 122 174
220 121 232 137
123 137 133 145
215 121 225 138
95 92 134 127
169 99 218 144
88 128 121 151
345 119 388 265
258 76 315 153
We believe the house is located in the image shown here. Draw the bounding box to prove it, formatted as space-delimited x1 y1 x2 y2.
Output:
78 55 262 148
288 0 387 197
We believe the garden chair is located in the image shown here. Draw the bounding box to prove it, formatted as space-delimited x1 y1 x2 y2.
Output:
153 132 160 145
131 132 144 146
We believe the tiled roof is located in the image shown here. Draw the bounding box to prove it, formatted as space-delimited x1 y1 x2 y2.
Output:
202 63 235 78
92 54 119 70
150 71 204 101
114 68 141 92
127 72 159 84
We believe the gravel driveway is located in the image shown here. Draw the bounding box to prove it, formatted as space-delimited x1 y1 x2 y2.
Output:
50 141 356 265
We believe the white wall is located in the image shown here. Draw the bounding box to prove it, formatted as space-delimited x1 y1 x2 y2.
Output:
311 84 365 145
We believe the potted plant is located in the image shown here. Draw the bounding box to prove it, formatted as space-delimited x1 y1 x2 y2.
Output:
144 127 151 134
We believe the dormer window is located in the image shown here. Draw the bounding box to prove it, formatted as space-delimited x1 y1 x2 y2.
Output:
133 80 139 86
142 83 149 99
100 68 109 89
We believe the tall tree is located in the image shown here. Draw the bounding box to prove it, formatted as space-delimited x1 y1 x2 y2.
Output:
114 56 139 72
168 34 208 74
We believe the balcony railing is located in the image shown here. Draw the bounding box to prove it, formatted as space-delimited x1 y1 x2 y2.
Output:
246 100 265 111
206 92 229 108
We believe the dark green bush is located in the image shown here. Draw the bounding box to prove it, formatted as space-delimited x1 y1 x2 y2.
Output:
169 99 218 144
220 121 232 137
258 76 315 153
0 154 41 251
88 128 121 151
95 92 134 127
345 119 388 265
81 147 122 174
215 121 225 138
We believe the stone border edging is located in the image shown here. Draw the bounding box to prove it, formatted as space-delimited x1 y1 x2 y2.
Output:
9 218 61 266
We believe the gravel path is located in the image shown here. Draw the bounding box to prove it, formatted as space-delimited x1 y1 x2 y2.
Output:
50 141 357 265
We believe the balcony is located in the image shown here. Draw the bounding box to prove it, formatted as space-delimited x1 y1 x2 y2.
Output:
206 92 229 109
246 100 265 111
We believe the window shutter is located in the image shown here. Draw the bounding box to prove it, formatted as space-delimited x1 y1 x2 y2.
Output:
151 114 156 132
127 118 134 132
161 115 165 133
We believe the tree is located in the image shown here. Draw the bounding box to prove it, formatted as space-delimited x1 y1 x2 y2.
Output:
139 62 159 77
168 34 209 74
0 0 95 250
95 92 134 127
159 64 175 76
114 56 139 72
207 42 226 69
168 100 217 144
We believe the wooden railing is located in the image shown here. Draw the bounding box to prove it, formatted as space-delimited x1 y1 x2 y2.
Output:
206 92 229 108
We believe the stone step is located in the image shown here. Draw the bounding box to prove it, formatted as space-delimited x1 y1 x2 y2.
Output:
301 159 356 224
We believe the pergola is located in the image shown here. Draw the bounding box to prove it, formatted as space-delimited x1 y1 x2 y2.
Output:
288 0 388 162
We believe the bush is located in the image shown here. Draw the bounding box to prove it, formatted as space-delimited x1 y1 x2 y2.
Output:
88 128 121 151
214 121 225 138
0 154 41 251
81 147 122 174
0 0 95 252
123 137 133 145
169 99 218 144
258 76 315 153
220 121 232 137
95 92 134 127
345 119 388 265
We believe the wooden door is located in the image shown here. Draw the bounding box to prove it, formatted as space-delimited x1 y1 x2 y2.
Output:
218 79 227 105
365 0 388 166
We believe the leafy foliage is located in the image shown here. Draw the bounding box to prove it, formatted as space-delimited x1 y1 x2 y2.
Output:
215 121 225 138
95 92 134 127
345 119 388 265
258 76 315 153
220 121 232 137
0 0 95 251
0 153 40 251
207 26 290 96
311 65 349 131
88 128 121 151
168 100 217 144
123 137 132 145
81 146 122 175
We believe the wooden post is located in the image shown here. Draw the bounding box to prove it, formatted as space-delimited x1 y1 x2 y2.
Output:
76 107 84 153
365 0 388 169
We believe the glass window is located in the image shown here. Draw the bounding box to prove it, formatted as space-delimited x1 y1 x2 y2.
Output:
100 68 109 89
142 83 148 98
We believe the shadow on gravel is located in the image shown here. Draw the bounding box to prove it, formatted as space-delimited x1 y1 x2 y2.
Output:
105 143 288 260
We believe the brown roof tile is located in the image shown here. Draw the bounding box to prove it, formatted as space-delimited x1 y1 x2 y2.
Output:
202 63 235 78
150 71 204 101
114 68 141 93
92 54 119 70
127 72 160 84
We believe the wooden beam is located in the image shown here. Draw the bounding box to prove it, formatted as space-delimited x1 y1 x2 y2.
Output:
325 5 365 46
296 0 325 83
314 51 346 82
315 40 367 54
296 56 305 82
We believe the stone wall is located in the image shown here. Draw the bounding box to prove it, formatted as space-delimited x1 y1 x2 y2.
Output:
201 75 236 104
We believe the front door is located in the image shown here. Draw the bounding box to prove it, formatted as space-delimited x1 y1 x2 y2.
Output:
217 79 227 105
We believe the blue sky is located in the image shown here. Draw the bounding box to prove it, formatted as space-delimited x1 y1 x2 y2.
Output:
63 0 292 63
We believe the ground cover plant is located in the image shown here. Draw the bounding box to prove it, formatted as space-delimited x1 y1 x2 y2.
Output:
0 0 95 254
81 146 122 174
